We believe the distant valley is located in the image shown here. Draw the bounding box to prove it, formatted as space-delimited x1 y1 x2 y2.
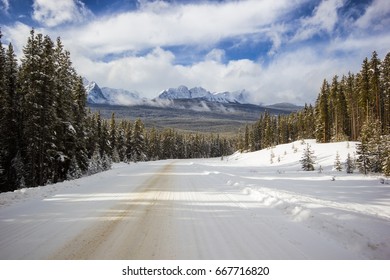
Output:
85 80 302 134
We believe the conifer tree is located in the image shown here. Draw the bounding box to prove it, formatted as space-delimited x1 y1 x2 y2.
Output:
300 144 316 171
315 80 330 142
368 51 382 122
344 72 359 140
117 120 128 161
88 146 103 175
381 53 390 135
381 135 390 176
147 127 159 160
71 76 88 172
356 121 371 174
334 151 342 171
345 153 354 174
67 155 82 180
358 57 371 122
109 113 117 156
0 42 23 190
367 119 383 173
124 120 133 162
131 118 146 162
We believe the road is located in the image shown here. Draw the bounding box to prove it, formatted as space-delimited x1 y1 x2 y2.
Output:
0 160 361 259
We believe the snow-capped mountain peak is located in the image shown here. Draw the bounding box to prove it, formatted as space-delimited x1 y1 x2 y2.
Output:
86 81 107 104
85 80 255 106
158 86 253 104
85 80 140 106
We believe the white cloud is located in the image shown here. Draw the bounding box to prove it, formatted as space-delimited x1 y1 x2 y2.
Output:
205 49 225 62
355 0 390 30
75 46 355 105
66 0 303 59
1 0 9 13
293 0 345 42
2 23 36 57
2 0 390 106
32 0 92 27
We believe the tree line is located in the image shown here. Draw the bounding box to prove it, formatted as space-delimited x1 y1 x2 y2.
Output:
86 111 234 167
239 51 390 176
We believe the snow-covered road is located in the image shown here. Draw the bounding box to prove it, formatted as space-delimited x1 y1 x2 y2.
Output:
1 141 389 259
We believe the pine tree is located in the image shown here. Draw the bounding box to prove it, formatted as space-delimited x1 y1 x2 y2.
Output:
124 120 133 162
244 124 250 151
345 153 354 174
18 32 58 186
334 151 342 171
367 119 383 173
67 156 82 180
0 42 23 191
11 151 25 189
382 53 390 134
101 152 112 171
356 121 371 174
381 135 390 176
147 127 159 160
52 37 82 182
71 76 88 172
131 118 146 162
358 57 371 122
109 113 117 158
344 72 359 140
369 51 382 122
315 79 330 142
117 120 128 161
111 147 120 163
88 146 103 175
300 144 316 171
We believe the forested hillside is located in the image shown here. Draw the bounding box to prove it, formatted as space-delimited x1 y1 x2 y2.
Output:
239 51 390 176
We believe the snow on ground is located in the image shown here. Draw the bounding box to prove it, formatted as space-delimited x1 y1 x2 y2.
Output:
0 140 389 259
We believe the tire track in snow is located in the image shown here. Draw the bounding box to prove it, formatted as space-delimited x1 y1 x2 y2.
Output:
51 162 176 259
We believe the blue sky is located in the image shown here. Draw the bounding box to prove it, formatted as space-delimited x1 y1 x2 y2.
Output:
1 0 390 104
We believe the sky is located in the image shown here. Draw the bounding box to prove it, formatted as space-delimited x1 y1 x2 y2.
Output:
1 0 390 105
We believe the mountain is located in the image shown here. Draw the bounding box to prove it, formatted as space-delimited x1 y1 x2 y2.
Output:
101 87 140 106
84 82 302 130
84 79 140 105
157 85 253 104
85 81 107 104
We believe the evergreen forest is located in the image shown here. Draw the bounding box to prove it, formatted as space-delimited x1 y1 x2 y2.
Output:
238 51 390 176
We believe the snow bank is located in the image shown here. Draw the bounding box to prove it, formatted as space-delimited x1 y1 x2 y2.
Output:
225 139 358 171
0 163 129 208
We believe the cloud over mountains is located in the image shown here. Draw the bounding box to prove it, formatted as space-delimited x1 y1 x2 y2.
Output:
1 0 390 104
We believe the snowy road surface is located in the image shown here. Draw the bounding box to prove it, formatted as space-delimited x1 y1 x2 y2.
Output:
1 141 389 259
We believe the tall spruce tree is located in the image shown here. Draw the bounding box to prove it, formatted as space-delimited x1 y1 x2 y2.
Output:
369 51 382 123
0 30 8 190
1 43 23 190
381 135 390 176
382 53 390 134
315 79 330 143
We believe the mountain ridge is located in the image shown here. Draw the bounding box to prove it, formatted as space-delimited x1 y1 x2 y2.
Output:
157 85 252 104
83 80 302 114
